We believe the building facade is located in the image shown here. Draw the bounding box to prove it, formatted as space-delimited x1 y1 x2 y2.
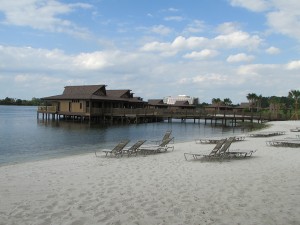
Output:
163 95 199 105
39 85 146 120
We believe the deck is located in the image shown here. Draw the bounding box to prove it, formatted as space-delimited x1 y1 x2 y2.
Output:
37 106 281 125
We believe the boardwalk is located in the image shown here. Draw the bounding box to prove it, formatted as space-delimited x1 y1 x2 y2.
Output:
37 107 281 125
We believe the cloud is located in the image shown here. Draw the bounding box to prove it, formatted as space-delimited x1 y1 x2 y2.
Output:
229 0 270 12
214 31 262 50
167 8 179 12
74 52 115 70
183 20 206 34
141 30 262 56
0 45 121 73
286 60 300 70
172 36 208 49
150 25 173 35
230 0 300 42
179 73 227 84
140 36 212 57
0 0 92 37
140 41 176 56
216 22 241 34
266 4 300 41
184 49 219 60
1 43 299 103
164 16 184 22
11 72 84 98
265 46 280 55
237 64 278 75
227 53 255 63
2 1 300 102
14 74 64 84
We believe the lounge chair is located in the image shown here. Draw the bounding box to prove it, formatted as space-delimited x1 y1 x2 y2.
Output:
195 137 221 144
151 130 173 144
248 131 285 137
184 138 227 161
206 137 238 160
290 127 300 132
96 139 130 157
225 149 257 158
122 140 147 157
141 137 174 154
195 136 245 144
202 137 254 160
266 138 300 147
185 137 249 161
222 137 257 158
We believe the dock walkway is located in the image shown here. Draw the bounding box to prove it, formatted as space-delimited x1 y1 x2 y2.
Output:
37 107 277 125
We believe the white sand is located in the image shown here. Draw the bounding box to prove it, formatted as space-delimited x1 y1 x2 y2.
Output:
1 121 300 225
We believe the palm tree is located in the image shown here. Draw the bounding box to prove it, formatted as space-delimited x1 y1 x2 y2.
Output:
246 93 258 111
288 90 300 120
256 94 262 111
269 96 281 119
212 98 222 113
223 98 232 106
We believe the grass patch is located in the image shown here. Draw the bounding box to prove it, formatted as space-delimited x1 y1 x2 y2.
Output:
237 121 270 131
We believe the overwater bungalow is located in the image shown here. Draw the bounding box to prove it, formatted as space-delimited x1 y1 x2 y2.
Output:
38 84 146 122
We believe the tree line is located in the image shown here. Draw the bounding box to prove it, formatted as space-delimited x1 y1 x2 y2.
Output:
0 97 43 106
209 89 300 120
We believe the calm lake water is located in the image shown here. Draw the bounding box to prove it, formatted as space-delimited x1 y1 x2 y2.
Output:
0 105 247 165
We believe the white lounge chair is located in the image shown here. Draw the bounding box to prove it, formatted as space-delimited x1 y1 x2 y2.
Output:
151 130 173 144
141 137 174 154
96 140 130 157
122 140 147 157
184 139 227 161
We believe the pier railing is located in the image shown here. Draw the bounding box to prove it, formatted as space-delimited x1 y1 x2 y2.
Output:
102 108 207 117
38 106 57 113
37 106 287 121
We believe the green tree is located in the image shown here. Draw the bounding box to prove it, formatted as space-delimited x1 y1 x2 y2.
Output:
256 94 262 111
2 97 15 105
30 97 42 106
212 98 222 112
223 98 232 106
288 89 300 120
246 93 258 111
15 99 22 105
269 96 281 118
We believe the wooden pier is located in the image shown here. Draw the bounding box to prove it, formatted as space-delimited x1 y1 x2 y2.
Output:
37 106 275 126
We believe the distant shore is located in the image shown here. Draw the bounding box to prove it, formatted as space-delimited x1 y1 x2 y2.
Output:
0 120 300 225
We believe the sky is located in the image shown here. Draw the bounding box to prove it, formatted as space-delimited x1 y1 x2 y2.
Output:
0 0 300 104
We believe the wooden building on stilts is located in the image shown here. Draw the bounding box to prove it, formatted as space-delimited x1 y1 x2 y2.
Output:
37 84 147 124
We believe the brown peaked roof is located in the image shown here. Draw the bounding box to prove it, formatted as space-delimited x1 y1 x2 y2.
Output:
63 85 106 95
43 85 107 100
148 99 165 105
106 90 131 98
42 84 145 103
174 101 190 106
128 99 145 103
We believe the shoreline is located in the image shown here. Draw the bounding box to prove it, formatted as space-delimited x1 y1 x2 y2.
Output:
0 123 249 167
1 105 250 167
1 121 300 224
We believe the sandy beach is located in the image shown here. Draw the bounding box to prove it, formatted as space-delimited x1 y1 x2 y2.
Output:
1 121 300 225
